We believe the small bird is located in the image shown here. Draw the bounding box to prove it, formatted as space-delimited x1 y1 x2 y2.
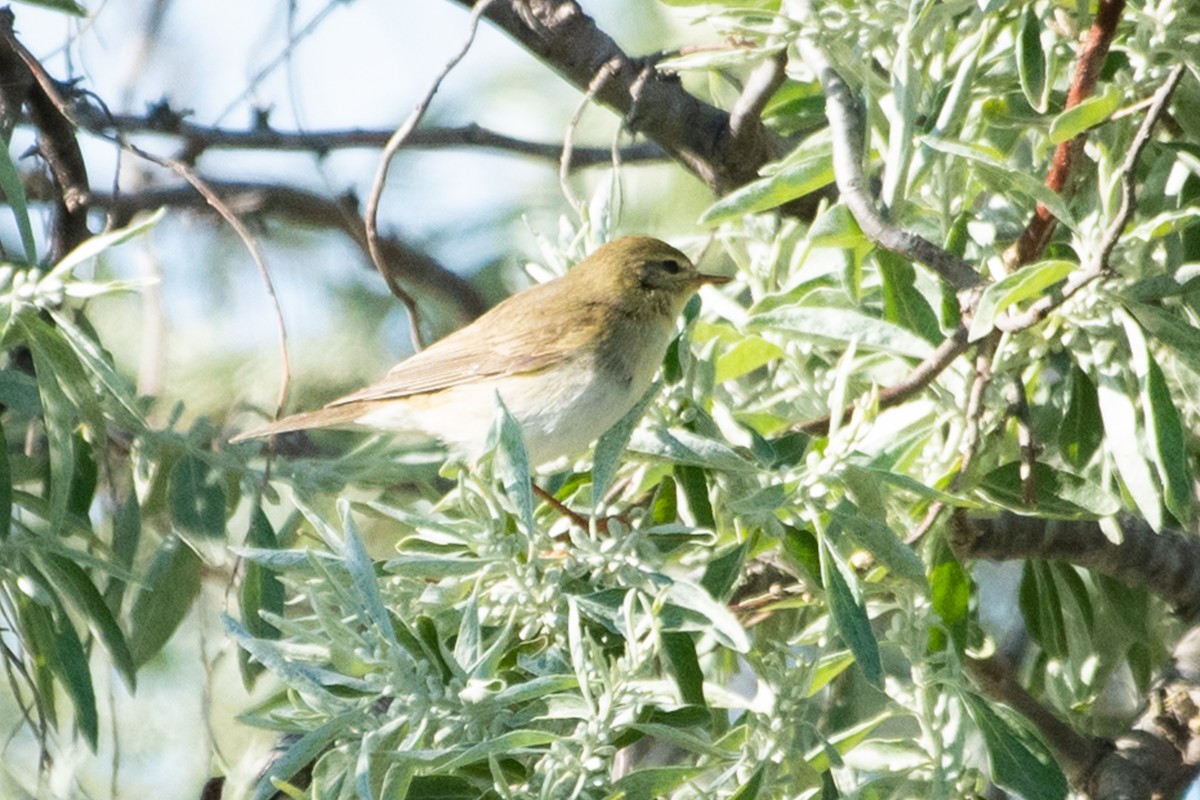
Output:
232 236 731 465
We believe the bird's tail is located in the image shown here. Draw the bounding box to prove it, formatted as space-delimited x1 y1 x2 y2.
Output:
229 403 369 443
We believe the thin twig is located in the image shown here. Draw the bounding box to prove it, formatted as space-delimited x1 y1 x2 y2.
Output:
72 180 489 323
800 325 970 437
994 64 1185 333
561 58 622 219
0 11 293 419
729 50 788 145
71 106 668 165
792 7 983 294
213 0 345 125
363 0 497 353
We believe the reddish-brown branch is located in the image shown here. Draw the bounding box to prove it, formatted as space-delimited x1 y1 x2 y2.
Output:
1005 0 1126 269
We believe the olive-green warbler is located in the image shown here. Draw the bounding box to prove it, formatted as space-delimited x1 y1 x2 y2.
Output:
232 236 730 464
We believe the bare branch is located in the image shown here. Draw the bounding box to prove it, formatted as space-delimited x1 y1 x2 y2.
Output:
791 16 984 293
729 50 787 146
70 180 488 325
1083 626 1200 798
364 0 496 352
453 0 780 197
952 513 1200 618
0 8 91 258
73 106 667 167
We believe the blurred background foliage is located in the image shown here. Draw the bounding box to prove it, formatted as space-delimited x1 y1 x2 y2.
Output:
0 0 1199 798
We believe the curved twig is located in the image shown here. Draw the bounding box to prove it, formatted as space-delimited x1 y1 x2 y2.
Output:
363 0 497 352
791 11 983 294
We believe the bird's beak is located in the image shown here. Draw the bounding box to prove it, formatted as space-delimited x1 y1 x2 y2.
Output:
697 272 734 286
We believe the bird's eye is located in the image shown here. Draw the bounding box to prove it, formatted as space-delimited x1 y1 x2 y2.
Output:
660 259 682 274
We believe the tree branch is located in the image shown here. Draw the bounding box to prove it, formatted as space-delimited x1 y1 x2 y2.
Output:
0 8 91 259
966 653 1111 786
952 512 1200 618
72 180 489 326
75 106 666 167
451 0 780 196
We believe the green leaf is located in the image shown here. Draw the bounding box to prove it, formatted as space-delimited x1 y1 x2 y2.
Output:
593 382 659 504
828 503 926 585
1016 5 1048 113
701 541 748 599
662 632 706 707
729 765 766 800
715 336 784 383
665 579 750 653
1049 86 1122 144
251 711 365 800
1021 560 1067 658
876 250 941 343
168 453 227 540
28 331 77 536
674 465 714 528
0 368 42 415
700 153 834 225
45 208 165 280
928 542 971 655
968 259 1075 341
488 396 533 531
339 500 399 648
612 766 705 798
104 491 141 611
964 693 1068 800
129 534 202 666
807 651 857 697
753 306 934 359
1097 371 1163 530
1142 353 1192 523
1124 301 1200 376
40 553 137 690
13 0 87 16
0 140 37 262
808 203 866 249
630 427 755 472
241 513 282 620
920 137 1078 230
820 540 882 688
978 461 1120 518
1059 365 1103 469
48 599 98 749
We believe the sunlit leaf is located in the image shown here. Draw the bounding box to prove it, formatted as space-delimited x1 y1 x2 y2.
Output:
964 693 1068 800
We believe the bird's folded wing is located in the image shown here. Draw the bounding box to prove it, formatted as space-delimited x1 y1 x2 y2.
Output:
328 298 600 405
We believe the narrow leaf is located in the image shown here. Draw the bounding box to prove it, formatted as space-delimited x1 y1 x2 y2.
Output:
1016 5 1048 113
964 693 1068 800
968 260 1074 341
821 540 882 687
129 534 202 666
1049 86 1121 144
1142 353 1192 523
